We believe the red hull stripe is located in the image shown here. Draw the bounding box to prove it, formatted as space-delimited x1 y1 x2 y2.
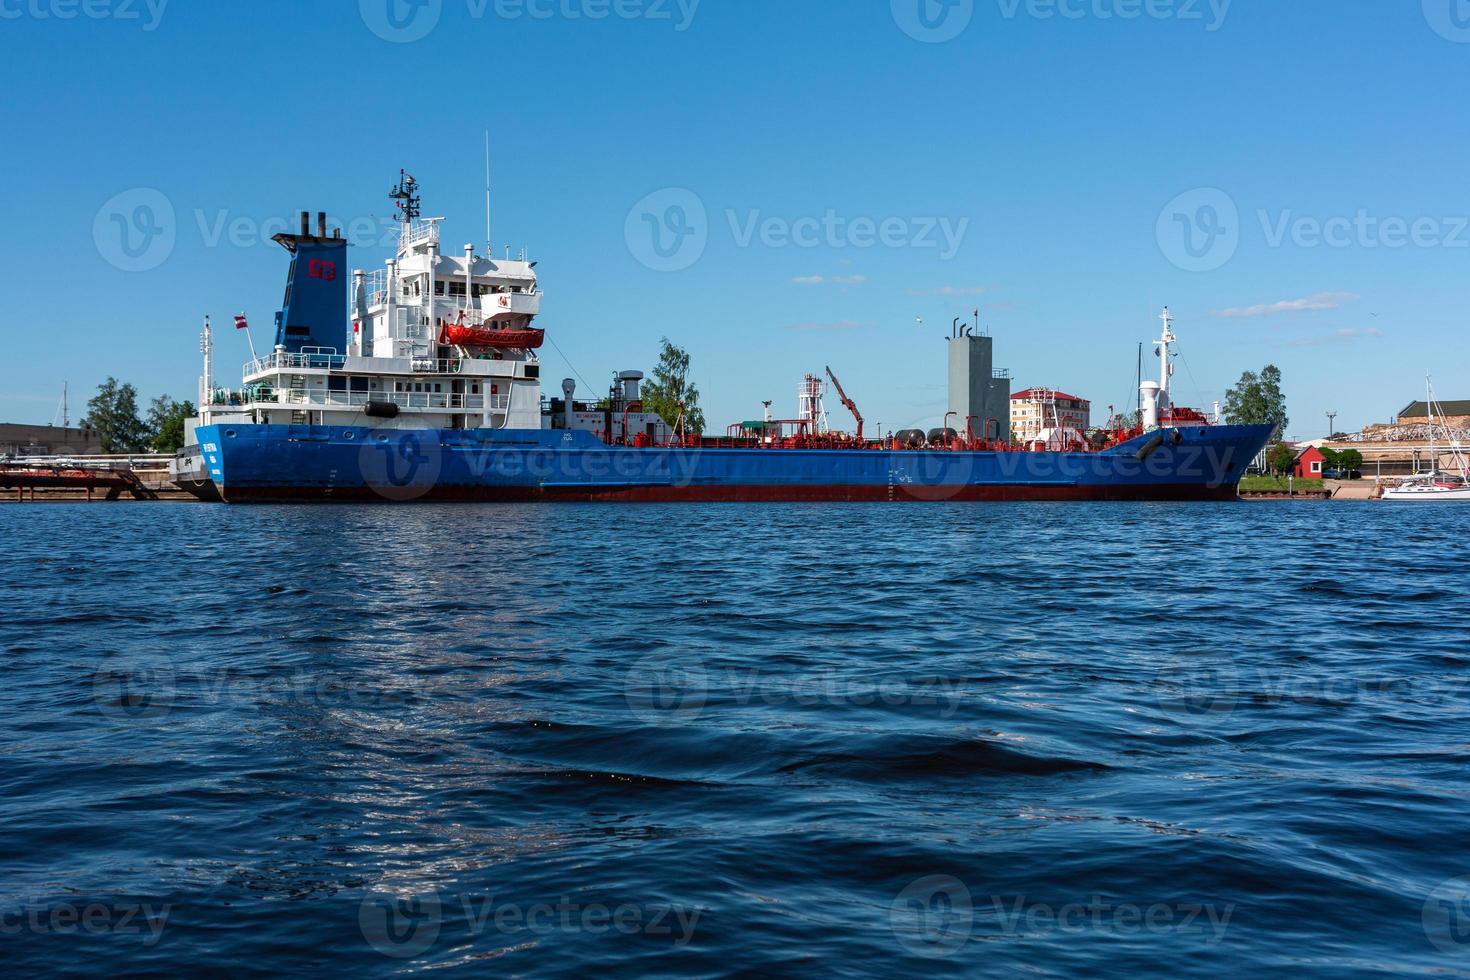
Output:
219 483 1242 504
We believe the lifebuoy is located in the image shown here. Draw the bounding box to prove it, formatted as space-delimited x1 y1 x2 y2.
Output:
498 295 510 308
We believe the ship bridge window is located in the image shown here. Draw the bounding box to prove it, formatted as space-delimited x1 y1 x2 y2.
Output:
434 281 445 296
472 284 489 297
448 282 466 298
328 376 347 392
350 377 370 392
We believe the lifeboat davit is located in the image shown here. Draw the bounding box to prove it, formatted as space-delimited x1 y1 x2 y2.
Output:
440 319 545 350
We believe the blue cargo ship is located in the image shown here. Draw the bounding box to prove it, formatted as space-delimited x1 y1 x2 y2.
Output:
172 173 1274 503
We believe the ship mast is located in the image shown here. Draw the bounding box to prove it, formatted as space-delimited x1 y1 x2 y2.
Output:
200 315 213 412
1157 307 1176 410
1138 307 1176 431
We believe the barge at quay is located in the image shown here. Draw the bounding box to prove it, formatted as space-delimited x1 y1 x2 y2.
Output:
171 173 1274 503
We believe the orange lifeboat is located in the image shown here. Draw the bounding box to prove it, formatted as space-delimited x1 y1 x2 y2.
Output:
440 319 545 350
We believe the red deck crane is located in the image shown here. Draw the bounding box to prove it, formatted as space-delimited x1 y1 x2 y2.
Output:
824 366 864 441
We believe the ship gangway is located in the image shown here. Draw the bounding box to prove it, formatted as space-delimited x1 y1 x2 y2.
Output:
0 455 173 501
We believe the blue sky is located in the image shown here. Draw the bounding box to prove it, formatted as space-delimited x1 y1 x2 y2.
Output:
1 0 1467 440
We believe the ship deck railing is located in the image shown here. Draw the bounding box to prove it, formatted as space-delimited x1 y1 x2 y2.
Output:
211 391 511 413
245 351 347 375
244 352 517 378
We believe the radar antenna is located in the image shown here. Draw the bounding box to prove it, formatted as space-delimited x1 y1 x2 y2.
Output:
389 170 421 224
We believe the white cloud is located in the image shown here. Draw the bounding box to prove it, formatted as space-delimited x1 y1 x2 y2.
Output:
792 275 867 286
1215 292 1359 318
1287 327 1383 348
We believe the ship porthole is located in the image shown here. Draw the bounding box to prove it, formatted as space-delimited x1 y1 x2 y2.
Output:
344 431 356 440
225 429 237 438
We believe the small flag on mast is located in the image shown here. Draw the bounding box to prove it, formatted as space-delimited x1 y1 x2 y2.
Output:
234 313 249 331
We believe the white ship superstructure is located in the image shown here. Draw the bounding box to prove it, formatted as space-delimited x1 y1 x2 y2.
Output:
189 173 671 445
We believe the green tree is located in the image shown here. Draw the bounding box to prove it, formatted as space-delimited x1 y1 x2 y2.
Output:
640 338 706 435
1319 446 1341 469
1266 442 1299 477
1223 365 1289 434
1338 448 1363 475
83 378 149 453
1259 365 1288 433
147 395 197 452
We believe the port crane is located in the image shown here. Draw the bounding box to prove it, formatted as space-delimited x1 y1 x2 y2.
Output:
825 366 864 441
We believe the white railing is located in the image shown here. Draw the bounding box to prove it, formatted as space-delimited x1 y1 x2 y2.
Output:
254 390 510 412
401 218 441 249
245 350 345 376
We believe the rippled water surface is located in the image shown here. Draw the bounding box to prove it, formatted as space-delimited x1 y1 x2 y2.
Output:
3 501 1469 977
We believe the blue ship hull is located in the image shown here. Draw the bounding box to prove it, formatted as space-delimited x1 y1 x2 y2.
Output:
190 423 1274 503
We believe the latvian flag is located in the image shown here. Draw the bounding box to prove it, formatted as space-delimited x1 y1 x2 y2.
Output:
234 313 249 331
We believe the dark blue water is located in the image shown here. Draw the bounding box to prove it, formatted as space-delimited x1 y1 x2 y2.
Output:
3 501 1469 977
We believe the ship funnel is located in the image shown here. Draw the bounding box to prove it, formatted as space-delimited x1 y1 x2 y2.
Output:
299 211 310 237
618 371 643 403
317 212 327 238
562 379 576 430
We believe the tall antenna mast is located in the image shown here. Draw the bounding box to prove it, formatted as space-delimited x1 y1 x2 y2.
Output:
493 128 499 255
200 315 214 412
389 170 421 225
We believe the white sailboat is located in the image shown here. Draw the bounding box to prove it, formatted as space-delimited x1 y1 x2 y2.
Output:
1383 377 1470 501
